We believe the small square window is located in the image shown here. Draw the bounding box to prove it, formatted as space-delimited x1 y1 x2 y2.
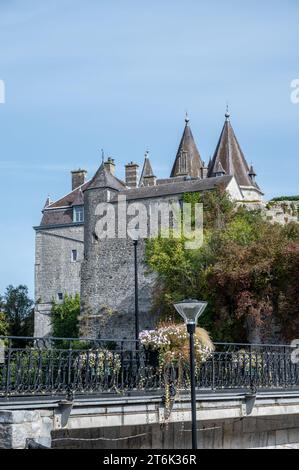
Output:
57 293 63 301
71 249 78 262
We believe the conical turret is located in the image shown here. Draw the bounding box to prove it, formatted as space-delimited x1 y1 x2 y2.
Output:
139 151 156 186
170 114 204 178
208 110 258 188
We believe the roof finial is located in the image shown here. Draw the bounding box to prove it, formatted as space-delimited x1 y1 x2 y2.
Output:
145 149 149 158
225 103 230 121
101 148 105 164
185 111 189 124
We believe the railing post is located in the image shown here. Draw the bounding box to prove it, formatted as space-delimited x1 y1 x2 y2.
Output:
66 342 73 401
5 339 12 397
249 344 253 392
211 352 215 391
284 346 288 388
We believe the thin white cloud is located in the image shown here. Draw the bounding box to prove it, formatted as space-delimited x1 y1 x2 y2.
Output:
0 161 71 172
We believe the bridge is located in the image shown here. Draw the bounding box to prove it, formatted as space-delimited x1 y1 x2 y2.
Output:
1 336 299 449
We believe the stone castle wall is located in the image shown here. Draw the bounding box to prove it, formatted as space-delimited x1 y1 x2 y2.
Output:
34 225 84 337
79 189 173 339
237 200 299 225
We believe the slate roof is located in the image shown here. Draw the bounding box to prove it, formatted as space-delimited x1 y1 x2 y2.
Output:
72 188 84 206
139 153 155 186
45 180 90 209
112 175 233 201
156 176 186 185
86 164 126 192
39 207 74 226
208 114 260 190
170 117 204 178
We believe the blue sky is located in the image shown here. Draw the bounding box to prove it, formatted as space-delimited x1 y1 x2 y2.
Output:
0 0 298 297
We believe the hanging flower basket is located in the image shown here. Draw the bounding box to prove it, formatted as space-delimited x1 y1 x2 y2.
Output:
139 322 214 368
139 322 214 420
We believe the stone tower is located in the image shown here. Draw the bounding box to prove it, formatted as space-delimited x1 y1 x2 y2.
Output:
79 163 157 339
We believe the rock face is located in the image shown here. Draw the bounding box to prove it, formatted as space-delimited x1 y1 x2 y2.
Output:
264 200 299 225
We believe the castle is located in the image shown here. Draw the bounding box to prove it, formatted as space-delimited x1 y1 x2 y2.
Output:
34 111 264 338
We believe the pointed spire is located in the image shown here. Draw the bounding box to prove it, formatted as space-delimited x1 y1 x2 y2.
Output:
208 111 258 188
248 164 257 184
170 114 204 178
248 164 256 177
225 103 230 121
139 150 155 186
44 195 52 208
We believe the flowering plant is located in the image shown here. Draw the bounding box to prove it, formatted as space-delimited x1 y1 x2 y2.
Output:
139 322 214 419
139 322 214 366
78 350 121 376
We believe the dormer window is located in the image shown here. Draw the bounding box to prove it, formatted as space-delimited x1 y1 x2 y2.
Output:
73 205 84 223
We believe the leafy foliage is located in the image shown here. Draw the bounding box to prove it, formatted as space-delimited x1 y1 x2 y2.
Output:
146 189 299 342
271 196 299 201
51 294 80 339
2 285 34 337
0 312 9 336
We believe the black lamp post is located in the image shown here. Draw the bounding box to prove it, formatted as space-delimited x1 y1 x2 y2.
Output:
133 239 139 348
174 299 208 450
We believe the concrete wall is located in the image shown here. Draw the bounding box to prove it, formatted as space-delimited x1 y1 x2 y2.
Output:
51 415 299 449
2 393 299 449
34 225 84 337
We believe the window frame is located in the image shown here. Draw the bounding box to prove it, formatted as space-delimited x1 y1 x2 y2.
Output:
71 249 78 262
73 205 84 223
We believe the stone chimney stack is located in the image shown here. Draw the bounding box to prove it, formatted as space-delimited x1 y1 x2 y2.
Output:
104 157 115 175
201 162 208 179
125 162 139 187
71 169 87 190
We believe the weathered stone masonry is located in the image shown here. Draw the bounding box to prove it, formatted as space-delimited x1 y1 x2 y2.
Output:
34 225 84 337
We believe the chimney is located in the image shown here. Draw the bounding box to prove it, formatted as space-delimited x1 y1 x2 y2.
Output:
125 162 139 187
71 169 87 190
201 162 208 179
104 157 115 175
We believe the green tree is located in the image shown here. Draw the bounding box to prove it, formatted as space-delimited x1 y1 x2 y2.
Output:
3 285 34 337
0 312 9 336
51 294 80 339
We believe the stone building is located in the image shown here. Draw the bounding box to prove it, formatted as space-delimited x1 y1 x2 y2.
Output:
34 112 264 338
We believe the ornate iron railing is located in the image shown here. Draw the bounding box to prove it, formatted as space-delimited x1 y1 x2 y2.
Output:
0 336 298 399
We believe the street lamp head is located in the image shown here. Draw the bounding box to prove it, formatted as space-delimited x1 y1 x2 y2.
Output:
174 299 208 325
